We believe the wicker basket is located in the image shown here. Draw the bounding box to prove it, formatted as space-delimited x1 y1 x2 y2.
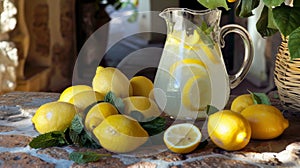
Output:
274 36 300 110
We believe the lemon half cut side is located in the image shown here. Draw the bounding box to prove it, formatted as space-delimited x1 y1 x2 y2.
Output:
163 123 202 154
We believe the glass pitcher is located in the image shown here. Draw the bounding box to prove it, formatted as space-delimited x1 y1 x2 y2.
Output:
153 8 253 120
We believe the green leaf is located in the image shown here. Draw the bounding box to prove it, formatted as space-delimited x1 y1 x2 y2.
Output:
288 27 300 59
140 117 166 136
104 91 125 113
69 114 101 148
256 6 278 37
236 0 260 18
197 0 229 10
70 115 84 134
206 105 219 116
263 0 285 7
249 91 271 105
29 131 68 149
273 5 300 36
69 151 111 164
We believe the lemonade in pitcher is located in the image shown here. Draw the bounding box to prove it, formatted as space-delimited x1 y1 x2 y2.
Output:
154 8 253 120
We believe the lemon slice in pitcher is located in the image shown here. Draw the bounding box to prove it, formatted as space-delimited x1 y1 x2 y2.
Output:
170 58 207 78
182 75 211 111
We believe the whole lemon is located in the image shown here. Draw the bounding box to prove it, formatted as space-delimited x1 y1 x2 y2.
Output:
93 114 149 153
32 101 77 134
123 96 161 121
92 67 132 98
58 85 93 102
130 76 154 97
68 90 104 112
231 94 254 113
84 102 118 131
208 110 251 151
241 104 289 140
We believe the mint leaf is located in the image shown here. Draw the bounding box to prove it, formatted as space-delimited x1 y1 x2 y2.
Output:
236 0 260 18
263 0 285 8
197 0 229 10
206 105 219 116
288 27 300 60
29 131 68 149
249 91 271 105
104 91 125 113
140 117 166 136
273 5 300 36
69 114 100 149
69 151 111 164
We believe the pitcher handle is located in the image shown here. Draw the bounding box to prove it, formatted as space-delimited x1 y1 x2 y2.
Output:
220 24 254 89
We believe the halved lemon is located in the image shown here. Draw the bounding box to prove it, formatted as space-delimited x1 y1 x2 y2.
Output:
163 123 202 154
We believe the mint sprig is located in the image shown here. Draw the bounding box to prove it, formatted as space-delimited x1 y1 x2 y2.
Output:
69 151 111 164
29 131 69 149
69 114 101 149
104 91 125 113
140 117 166 136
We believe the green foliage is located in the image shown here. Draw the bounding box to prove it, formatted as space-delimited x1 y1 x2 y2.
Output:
104 91 125 114
288 27 300 60
197 0 229 10
69 114 101 149
206 105 219 116
256 6 278 37
236 0 260 18
69 151 111 164
140 117 166 136
196 0 300 59
248 91 271 105
29 131 69 149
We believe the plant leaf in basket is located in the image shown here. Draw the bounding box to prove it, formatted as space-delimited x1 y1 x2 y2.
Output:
288 27 300 60
272 5 300 37
256 6 278 37
236 0 260 18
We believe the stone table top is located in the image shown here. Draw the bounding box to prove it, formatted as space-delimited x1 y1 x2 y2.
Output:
1 91 300 168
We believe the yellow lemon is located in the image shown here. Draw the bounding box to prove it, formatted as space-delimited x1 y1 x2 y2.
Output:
58 85 93 102
123 96 161 121
208 110 251 151
92 67 133 98
182 75 211 111
69 90 104 112
93 114 149 153
32 101 77 134
163 123 202 154
241 104 289 140
231 94 254 113
130 76 154 97
84 102 118 132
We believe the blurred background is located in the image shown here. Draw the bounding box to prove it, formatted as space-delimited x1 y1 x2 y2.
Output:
0 0 281 94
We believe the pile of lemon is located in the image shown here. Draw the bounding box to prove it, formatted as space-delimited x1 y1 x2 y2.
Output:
32 66 160 153
32 66 289 154
207 94 289 151
163 93 289 154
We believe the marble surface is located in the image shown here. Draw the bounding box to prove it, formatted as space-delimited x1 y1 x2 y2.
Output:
0 91 300 167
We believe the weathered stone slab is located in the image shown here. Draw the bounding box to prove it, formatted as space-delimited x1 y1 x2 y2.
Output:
0 91 299 167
